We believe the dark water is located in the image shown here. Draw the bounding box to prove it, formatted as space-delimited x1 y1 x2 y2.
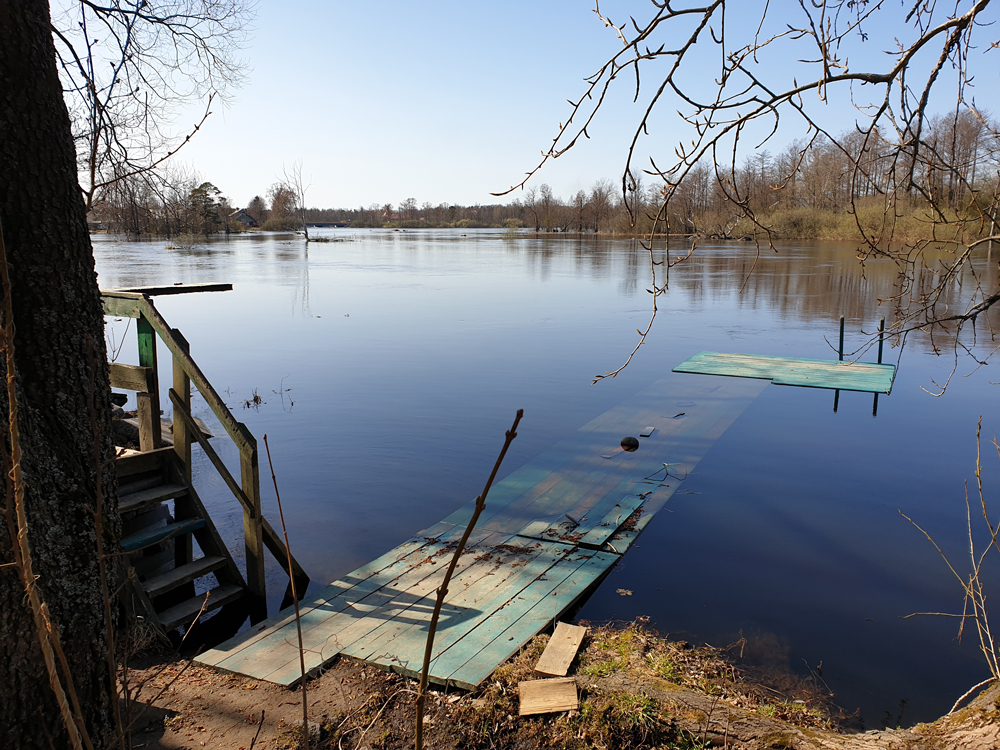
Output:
94 229 1000 726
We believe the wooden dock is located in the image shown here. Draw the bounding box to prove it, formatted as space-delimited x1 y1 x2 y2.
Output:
196 375 766 689
673 351 896 394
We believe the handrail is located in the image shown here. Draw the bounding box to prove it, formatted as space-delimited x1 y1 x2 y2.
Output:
103 291 254 456
169 388 309 592
102 289 310 608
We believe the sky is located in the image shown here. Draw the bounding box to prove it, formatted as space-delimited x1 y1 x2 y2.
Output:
130 1 1000 210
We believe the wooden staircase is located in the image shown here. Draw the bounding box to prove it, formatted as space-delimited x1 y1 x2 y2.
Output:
103 287 308 634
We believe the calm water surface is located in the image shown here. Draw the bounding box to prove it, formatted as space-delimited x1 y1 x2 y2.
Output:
94 229 1000 727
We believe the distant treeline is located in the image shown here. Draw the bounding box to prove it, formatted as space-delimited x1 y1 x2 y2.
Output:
92 112 999 241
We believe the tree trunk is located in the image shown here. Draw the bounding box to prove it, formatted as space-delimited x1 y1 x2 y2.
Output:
0 1 120 748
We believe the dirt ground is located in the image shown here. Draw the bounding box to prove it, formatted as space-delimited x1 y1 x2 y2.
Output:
125 621 1000 750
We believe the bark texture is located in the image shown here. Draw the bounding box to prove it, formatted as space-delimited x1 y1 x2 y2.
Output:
0 1 120 747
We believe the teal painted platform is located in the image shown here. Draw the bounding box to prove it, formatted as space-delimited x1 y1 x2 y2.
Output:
196 375 766 689
672 351 895 394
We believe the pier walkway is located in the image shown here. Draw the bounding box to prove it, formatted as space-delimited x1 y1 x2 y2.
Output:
196 375 766 689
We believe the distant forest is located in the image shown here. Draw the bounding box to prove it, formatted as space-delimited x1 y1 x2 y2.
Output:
92 112 999 241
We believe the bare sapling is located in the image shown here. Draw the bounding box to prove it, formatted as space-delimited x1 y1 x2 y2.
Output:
901 417 1000 712
263 433 310 749
415 408 524 750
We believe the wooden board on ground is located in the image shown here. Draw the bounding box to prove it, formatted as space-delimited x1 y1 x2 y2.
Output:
535 622 587 677
519 678 578 716
196 374 766 689
673 351 896 394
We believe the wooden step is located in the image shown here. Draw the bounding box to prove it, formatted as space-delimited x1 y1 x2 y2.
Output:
122 517 206 553
143 555 227 599
116 446 174 479
157 584 244 632
120 482 189 514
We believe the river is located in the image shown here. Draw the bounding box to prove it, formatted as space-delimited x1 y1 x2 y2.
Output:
94 228 1000 727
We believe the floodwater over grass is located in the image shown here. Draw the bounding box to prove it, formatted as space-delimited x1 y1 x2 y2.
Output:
94 228 1000 727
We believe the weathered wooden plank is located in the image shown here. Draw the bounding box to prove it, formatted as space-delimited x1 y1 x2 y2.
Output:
257 532 507 684
101 293 141 318
442 550 618 688
213 532 496 679
107 283 233 296
109 363 154 392
356 537 567 676
534 622 587 677
576 496 645 549
121 517 205 553
428 549 605 681
119 482 188 514
197 537 436 668
519 678 578 715
144 555 227 599
673 351 895 394
159 584 244 631
210 535 447 672
116 446 173 479
325 535 538 676
516 494 645 548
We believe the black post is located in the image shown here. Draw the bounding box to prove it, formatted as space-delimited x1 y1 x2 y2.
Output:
877 317 885 364
839 315 845 362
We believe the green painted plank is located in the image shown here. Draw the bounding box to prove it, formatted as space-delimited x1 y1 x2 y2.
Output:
200 536 440 669
515 493 645 548
354 538 571 676
576 495 646 548
197 536 436 667
339 536 554 672
121 518 204 553
259 532 510 684
673 351 895 394
442 550 619 688
425 548 611 683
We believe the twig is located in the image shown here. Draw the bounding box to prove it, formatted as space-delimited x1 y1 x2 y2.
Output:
248 709 265 750
949 676 996 714
415 408 523 750
263 434 309 749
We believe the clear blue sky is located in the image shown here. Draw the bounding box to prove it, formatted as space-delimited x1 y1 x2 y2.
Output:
169 1 1000 210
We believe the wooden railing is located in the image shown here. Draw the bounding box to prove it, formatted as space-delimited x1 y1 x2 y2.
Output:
102 290 309 608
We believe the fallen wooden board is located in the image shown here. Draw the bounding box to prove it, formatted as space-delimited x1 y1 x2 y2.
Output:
535 622 587 677
673 351 895 394
519 678 578 716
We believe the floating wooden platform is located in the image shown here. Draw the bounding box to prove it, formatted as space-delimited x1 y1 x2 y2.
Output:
196 375 766 689
673 351 895 394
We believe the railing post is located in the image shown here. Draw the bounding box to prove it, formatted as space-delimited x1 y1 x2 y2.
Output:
172 330 192 481
172 331 194 573
136 314 162 451
240 428 267 619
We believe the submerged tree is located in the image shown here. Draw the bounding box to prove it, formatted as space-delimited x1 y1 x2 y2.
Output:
500 0 1000 386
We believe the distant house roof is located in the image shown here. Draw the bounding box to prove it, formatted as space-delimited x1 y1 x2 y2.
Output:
229 208 258 227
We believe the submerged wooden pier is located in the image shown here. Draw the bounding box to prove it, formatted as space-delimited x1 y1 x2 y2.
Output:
673 351 896 394
196 375 766 689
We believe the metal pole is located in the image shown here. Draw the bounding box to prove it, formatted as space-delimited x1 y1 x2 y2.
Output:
877 317 885 364
839 315 845 362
